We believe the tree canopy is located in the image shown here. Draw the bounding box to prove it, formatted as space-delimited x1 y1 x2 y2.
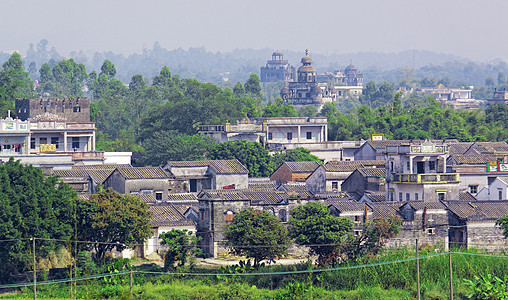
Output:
0 158 76 282
225 208 290 266
76 188 153 260
288 202 353 266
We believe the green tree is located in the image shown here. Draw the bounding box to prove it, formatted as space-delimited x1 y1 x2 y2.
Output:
244 73 262 99
136 131 215 166
288 202 353 266
345 216 401 260
0 158 76 282
496 215 508 238
0 52 36 117
272 147 322 170
225 208 290 266
160 229 202 270
233 81 245 98
208 140 273 177
76 188 153 260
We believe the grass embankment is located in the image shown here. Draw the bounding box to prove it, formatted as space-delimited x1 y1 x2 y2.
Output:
2 247 508 299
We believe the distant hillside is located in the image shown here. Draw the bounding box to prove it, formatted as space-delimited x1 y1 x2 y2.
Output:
1 41 507 88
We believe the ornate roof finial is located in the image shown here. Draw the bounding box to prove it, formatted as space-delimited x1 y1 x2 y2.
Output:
305 49 309 56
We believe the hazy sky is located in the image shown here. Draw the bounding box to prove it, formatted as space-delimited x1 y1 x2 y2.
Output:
1 0 507 62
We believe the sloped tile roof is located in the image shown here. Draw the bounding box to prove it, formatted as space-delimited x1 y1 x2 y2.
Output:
366 139 454 150
363 191 387 202
467 142 508 155
405 201 447 210
326 173 352 180
327 201 370 212
52 169 114 184
498 177 508 185
138 194 156 204
284 161 320 173
166 193 198 201
357 168 386 178
318 191 361 201
198 188 311 203
323 160 385 172
165 159 249 174
148 204 195 227
450 154 506 165
173 203 199 216
115 167 173 179
367 202 402 218
448 143 475 155
72 164 132 169
459 191 478 202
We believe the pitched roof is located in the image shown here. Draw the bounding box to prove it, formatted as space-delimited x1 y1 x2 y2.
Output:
138 194 156 204
365 139 454 150
466 142 508 155
327 201 370 212
114 167 172 179
357 168 386 178
173 203 199 216
405 201 447 210
284 161 320 173
459 191 478 202
363 191 387 202
165 159 249 174
198 188 311 203
148 204 195 227
367 202 402 218
450 154 506 165
323 160 384 172
445 201 508 221
52 169 114 184
448 142 475 155
166 193 198 202
72 164 132 169
498 177 508 185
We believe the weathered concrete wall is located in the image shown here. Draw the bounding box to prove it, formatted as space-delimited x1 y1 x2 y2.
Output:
306 166 326 194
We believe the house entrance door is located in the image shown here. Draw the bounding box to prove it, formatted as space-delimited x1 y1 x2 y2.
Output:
417 162 425 174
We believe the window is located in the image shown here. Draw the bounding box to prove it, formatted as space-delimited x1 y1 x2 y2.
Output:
390 162 394 171
500 190 504 201
389 191 394 201
39 138 47 145
332 181 338 190
354 215 361 223
225 211 234 222
406 162 410 171
73 106 81 112
429 161 436 170
72 137 80 149
200 211 204 221
287 132 292 140
155 192 163 201
414 193 418 201
354 230 362 236
469 185 478 194
279 209 287 222
306 132 312 139
399 192 403 202
30 138 35 149
427 228 436 235
268 132 273 140
438 192 445 201
51 137 59 149
406 193 410 201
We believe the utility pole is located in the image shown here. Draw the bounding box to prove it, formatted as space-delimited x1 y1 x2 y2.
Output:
416 239 420 300
32 238 36 300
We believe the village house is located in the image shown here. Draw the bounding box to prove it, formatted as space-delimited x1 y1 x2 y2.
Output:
476 177 508 201
103 166 176 201
306 160 385 194
384 140 460 202
341 168 386 195
270 161 320 183
163 159 249 192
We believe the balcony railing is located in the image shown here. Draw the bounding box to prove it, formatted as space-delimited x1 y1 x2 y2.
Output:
392 173 459 184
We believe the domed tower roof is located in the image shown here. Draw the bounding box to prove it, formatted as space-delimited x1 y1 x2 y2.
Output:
272 50 283 57
281 85 290 94
298 49 316 74
300 49 313 65
345 64 357 71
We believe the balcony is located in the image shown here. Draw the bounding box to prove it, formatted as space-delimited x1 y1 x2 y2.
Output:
392 173 459 184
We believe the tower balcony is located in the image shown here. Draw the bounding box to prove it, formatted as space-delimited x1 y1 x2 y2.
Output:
392 173 459 184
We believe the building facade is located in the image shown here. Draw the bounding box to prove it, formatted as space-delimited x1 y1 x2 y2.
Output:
260 51 296 82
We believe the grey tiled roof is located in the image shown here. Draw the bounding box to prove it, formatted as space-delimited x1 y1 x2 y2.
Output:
467 142 508 155
149 204 195 227
166 193 198 201
72 164 132 169
405 201 447 210
450 154 506 165
138 194 156 204
498 177 508 185
327 201 370 212
284 161 320 173
363 191 387 202
448 143 475 155
367 202 402 218
115 167 173 179
459 191 478 202
357 168 386 178
52 169 114 184
444 201 508 221
323 160 384 172
198 188 311 203
166 159 249 174
173 203 199 216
